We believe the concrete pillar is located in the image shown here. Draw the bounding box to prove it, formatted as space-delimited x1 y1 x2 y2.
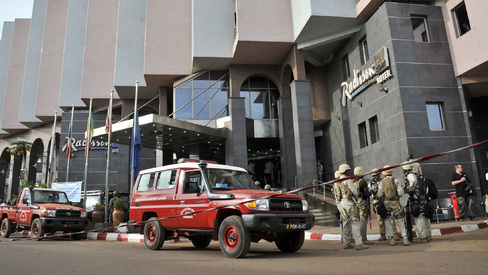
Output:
6 155 14 201
290 80 316 190
225 97 247 169
277 97 297 191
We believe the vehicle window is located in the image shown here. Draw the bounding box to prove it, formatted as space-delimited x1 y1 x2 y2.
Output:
22 191 31 205
207 169 257 190
33 191 69 204
184 171 202 193
137 173 156 192
156 169 177 190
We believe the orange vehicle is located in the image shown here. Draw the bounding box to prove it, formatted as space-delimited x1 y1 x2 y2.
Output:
0 187 89 240
130 159 315 258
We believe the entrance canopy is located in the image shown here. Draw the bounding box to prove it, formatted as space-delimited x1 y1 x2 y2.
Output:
92 114 227 158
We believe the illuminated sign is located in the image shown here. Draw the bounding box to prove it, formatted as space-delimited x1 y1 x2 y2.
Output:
341 47 392 106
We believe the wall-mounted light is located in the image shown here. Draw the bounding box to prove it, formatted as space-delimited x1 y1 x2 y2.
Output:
336 115 341 123
379 84 388 93
357 101 362 109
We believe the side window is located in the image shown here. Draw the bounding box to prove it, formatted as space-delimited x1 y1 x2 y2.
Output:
426 102 445 131
411 15 430 43
137 173 156 192
359 36 369 65
454 2 471 36
342 54 350 80
156 169 177 190
358 121 368 149
22 192 31 205
369 115 380 144
184 171 202 193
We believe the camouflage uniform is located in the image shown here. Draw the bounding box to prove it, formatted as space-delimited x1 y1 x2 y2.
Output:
370 172 398 241
377 166 410 246
353 167 372 244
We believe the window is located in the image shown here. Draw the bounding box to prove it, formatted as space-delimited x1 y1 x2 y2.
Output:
454 2 471 36
358 122 368 148
342 54 351 80
174 71 229 119
369 115 380 144
411 16 430 42
359 36 369 65
156 169 177 190
240 76 280 119
426 103 445 130
137 173 155 192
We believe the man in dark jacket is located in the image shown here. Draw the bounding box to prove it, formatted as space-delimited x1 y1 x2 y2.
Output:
451 164 475 221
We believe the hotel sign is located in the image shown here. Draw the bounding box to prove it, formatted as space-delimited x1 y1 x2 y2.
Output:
341 47 392 106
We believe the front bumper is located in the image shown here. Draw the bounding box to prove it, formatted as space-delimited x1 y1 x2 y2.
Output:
242 213 315 232
40 217 89 232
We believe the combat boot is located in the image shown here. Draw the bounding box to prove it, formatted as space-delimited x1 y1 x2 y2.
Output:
355 244 369 250
343 243 354 249
419 238 428 243
403 238 410 246
377 234 386 241
362 240 374 245
389 238 396 246
393 235 400 241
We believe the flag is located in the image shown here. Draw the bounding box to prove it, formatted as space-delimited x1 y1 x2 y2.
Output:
66 122 72 158
130 108 142 179
85 108 93 158
105 100 112 136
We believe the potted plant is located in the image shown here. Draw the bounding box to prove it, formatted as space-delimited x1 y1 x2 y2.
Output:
92 203 104 224
112 198 125 227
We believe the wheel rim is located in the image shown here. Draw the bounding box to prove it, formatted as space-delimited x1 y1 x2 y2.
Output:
224 225 239 250
146 224 156 244
32 222 39 237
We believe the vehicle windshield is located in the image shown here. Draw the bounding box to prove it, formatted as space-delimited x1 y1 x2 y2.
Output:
33 190 69 204
206 168 258 190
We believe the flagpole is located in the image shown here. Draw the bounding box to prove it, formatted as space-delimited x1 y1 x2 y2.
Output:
66 105 74 181
83 98 93 210
130 81 139 198
104 90 113 223
47 111 57 188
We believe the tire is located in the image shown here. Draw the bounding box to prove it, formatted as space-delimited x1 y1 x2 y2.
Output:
190 236 212 248
275 231 305 253
218 215 251 258
31 218 45 241
144 217 165 250
1 218 12 238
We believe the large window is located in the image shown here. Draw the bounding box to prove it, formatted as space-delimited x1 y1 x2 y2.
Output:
454 2 471 36
358 122 368 149
359 36 369 65
411 16 430 42
426 103 445 131
240 76 280 119
342 54 351 80
369 115 380 144
174 71 229 119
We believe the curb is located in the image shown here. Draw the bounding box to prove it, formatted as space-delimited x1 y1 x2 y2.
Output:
305 220 488 241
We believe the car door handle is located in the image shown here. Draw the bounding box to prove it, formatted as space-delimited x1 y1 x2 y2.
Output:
180 201 185 204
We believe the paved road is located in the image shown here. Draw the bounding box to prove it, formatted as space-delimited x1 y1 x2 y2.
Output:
1 228 487 274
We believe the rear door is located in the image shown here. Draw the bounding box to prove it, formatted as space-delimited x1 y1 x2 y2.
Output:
176 169 210 229
15 191 32 226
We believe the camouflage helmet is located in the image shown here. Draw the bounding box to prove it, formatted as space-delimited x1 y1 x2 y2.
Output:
338 164 351 174
401 162 414 171
382 165 393 176
371 168 380 176
354 166 365 176
334 170 340 179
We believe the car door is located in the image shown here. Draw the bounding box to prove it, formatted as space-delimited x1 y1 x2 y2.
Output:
176 169 210 229
16 190 32 226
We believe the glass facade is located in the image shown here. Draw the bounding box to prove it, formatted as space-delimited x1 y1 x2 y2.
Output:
174 71 229 119
240 76 280 119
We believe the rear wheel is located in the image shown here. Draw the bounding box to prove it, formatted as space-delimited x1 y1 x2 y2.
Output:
1 218 12 238
144 217 165 250
218 215 251 258
190 236 212 248
275 231 305 253
31 218 45 241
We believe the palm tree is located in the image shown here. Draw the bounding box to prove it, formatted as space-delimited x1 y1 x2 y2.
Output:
7 140 32 182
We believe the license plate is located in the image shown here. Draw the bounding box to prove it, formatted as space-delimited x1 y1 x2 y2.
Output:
287 224 306 230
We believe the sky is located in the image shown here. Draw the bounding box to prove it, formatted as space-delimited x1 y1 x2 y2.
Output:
0 0 34 38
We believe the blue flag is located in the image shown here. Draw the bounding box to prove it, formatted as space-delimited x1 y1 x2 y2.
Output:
130 108 142 179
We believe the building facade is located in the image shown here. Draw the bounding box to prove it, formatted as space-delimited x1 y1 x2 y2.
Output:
0 0 487 212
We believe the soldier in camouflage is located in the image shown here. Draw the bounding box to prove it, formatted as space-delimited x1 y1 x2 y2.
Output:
353 166 373 245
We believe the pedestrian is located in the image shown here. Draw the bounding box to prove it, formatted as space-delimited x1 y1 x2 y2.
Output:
264 160 274 186
353 166 373 245
377 165 410 246
317 160 324 182
108 190 120 223
369 168 398 241
402 162 432 243
451 164 476 221
248 161 255 176
333 164 368 250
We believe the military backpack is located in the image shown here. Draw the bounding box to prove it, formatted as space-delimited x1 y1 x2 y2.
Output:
382 176 397 200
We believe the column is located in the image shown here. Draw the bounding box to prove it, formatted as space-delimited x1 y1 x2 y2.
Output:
277 97 297 191
225 97 247 169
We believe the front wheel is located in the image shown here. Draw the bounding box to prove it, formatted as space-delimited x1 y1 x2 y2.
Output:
218 215 251 258
144 217 165 250
31 218 45 241
190 235 212 248
275 231 305 253
1 218 13 238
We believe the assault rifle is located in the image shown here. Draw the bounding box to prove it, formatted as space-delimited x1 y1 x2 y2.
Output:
403 177 413 243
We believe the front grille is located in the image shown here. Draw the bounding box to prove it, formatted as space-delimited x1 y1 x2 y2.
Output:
269 198 302 211
56 210 81 218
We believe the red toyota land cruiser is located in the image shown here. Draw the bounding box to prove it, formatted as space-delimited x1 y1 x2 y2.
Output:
130 159 315 258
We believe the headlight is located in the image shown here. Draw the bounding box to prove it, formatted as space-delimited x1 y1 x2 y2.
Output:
80 211 87 218
302 199 309 211
42 210 56 217
244 199 269 211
